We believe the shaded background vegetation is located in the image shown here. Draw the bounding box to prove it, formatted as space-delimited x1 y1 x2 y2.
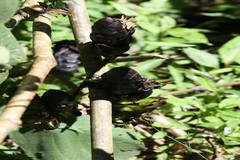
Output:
1 0 240 159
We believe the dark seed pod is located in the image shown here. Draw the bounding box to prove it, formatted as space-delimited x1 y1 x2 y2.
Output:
41 89 81 116
99 67 161 102
90 16 136 59
53 40 81 72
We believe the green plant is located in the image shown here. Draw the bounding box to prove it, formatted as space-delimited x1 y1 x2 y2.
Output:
1 0 240 160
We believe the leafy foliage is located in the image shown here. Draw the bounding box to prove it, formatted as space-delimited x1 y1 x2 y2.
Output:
10 116 142 160
0 0 26 85
1 0 240 160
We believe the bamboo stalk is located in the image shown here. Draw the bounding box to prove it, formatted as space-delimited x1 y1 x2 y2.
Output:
0 0 56 143
67 1 113 159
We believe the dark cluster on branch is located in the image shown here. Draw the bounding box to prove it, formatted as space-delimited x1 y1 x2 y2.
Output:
86 67 162 103
90 16 137 60
53 40 81 73
6 89 81 130
42 16 166 128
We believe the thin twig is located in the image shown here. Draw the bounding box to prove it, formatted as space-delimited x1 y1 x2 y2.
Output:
204 136 218 160
0 0 56 143
162 81 240 95
114 54 180 62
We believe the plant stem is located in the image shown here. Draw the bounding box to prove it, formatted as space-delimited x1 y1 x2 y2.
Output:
0 0 56 143
67 1 113 159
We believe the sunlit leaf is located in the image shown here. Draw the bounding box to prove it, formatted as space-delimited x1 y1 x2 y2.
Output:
183 47 219 68
109 2 144 16
218 36 240 65
167 28 210 44
0 25 26 65
0 46 10 65
152 131 166 139
219 97 240 108
0 0 18 24
197 77 216 92
10 116 142 160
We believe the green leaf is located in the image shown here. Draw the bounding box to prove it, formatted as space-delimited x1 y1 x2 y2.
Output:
204 116 224 124
159 16 176 32
168 65 184 89
144 41 195 49
0 25 26 65
183 47 219 68
167 28 210 44
221 136 240 146
219 97 240 109
197 77 216 92
0 0 18 24
0 70 9 84
0 46 10 65
133 59 164 74
218 36 240 65
157 153 168 160
152 131 166 139
167 118 191 130
10 116 142 160
109 2 144 16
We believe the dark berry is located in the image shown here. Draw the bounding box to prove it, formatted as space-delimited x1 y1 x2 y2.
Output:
90 16 136 60
53 40 81 72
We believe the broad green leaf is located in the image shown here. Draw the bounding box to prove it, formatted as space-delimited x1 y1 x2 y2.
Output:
209 68 233 75
159 16 176 32
183 47 219 68
204 116 224 123
10 116 142 160
197 77 216 92
168 65 184 88
0 25 26 65
136 16 161 35
144 41 195 49
167 28 210 44
133 59 164 74
221 136 240 146
0 46 10 65
197 122 224 129
152 131 166 139
152 122 172 129
167 118 191 130
0 0 18 24
219 97 240 109
218 36 240 65
157 153 168 160
109 2 144 16
217 110 240 120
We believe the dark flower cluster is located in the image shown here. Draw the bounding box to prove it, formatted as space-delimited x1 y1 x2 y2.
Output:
90 16 137 60
87 67 161 103
87 16 162 102
6 88 81 130
53 40 81 72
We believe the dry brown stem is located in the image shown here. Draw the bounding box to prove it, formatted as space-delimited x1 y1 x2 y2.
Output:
5 0 43 28
114 54 180 62
0 0 56 143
